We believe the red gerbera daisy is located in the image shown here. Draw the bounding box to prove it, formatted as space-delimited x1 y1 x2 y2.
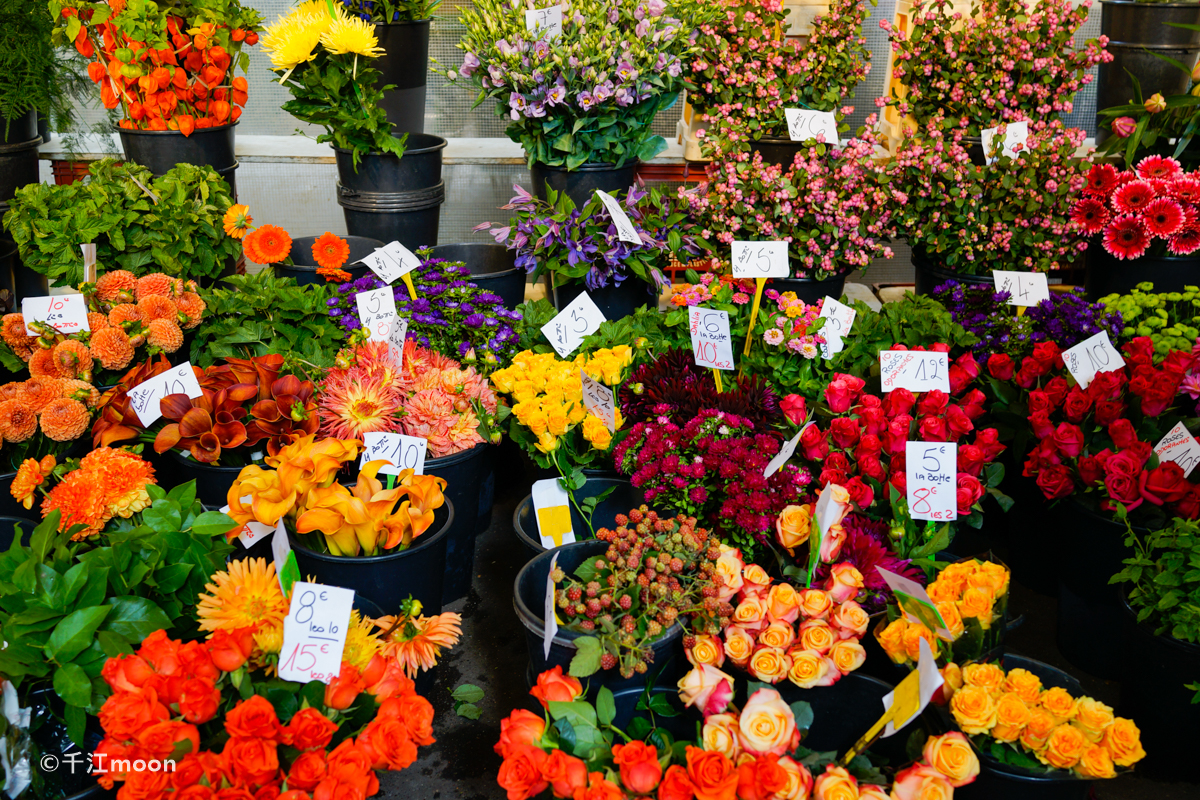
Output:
1168 228 1200 256
1103 215 1150 260
1071 198 1110 234
1169 176 1200 203
1083 163 1120 197
1142 197 1186 236
1136 154 1184 180
1112 180 1157 214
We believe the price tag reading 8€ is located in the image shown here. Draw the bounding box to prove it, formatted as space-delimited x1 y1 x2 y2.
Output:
355 287 398 342
127 363 205 426
731 241 789 278
360 431 427 475
277 582 355 685
905 442 958 522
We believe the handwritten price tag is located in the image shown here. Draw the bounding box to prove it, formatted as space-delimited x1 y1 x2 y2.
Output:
689 307 735 370
525 4 564 39
876 567 951 639
879 351 950 394
993 271 1049 307
386 315 409 355
818 295 857 358
905 442 957 522
127 363 204 426
764 423 812 478
784 109 839 144
220 496 273 548
278 582 355 685
22 294 90 335
359 241 420 285
580 370 616 433
542 293 606 358
360 431 427 476
731 241 789 279
356 287 398 343
980 120 1029 164
1063 331 1125 390
1154 421 1200 478
595 190 641 245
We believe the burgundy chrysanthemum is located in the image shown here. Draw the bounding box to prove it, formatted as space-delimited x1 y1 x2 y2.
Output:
1071 198 1110 234
1083 163 1120 197
1112 180 1157 214
1136 154 1184 181
1168 227 1200 256
1103 214 1151 260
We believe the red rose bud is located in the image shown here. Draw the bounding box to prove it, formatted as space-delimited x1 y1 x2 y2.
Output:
987 353 1015 381
780 394 807 426
1036 464 1075 500
1051 423 1085 458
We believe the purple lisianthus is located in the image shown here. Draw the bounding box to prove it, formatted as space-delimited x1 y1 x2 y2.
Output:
593 81 613 102
460 52 480 78
577 90 596 111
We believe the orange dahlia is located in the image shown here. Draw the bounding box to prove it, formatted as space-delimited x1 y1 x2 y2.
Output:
223 203 253 239
87 312 110 331
11 455 55 510
317 358 403 440
23 377 64 412
42 471 108 539
146 318 184 353
243 225 292 265
52 340 93 379
1 313 34 350
28 348 62 378
312 232 350 270
0 382 23 403
374 612 463 678
175 292 207 329
79 447 156 519
40 398 90 442
0 400 39 442
62 379 101 408
90 328 135 371
108 303 142 329
137 295 178 322
135 273 178 300
95 270 138 303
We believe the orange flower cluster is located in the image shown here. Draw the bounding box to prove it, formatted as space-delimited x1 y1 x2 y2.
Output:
313 231 351 280
0 376 97 445
64 5 260 134
30 447 156 539
93 628 432 800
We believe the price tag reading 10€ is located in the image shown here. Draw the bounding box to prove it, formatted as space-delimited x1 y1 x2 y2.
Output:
278 582 355 685
127 363 205 426
360 431 428 475
1063 330 1126 390
905 442 958 522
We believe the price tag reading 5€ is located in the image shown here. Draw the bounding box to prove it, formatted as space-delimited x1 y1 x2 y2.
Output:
127 363 205 426
905 442 958 522
278 582 355 685
731 241 789 278
356 287 398 342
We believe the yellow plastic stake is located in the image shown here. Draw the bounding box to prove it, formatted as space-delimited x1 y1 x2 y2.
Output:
842 668 922 764
742 278 767 358
712 369 724 393
401 273 418 300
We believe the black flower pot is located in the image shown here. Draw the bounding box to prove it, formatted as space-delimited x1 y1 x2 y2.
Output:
0 236 48 313
1085 238 1200 299
290 500 453 616
770 672 911 764
0 109 41 207
0 514 38 548
749 136 807 168
529 161 639 209
1 107 37 144
912 247 996 297
513 477 645 557
118 122 238 198
335 135 446 250
168 449 257 509
275 235 383 286
425 442 493 605
374 20 431 134
766 274 848 306
549 277 658 321
429 243 526 309
25 686 112 800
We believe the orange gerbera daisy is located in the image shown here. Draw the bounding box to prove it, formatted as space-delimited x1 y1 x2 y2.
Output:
311 232 350 270
223 204 253 239
243 225 292 265
373 611 463 677
11 455 55 510
317 265 352 283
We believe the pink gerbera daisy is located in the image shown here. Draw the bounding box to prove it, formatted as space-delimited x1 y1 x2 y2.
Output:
1142 197 1186 236
1111 180 1157 214
1103 215 1151 260
1168 227 1200 255
1169 176 1200 203
1071 198 1111 234
1136 154 1184 180
1083 163 1120 197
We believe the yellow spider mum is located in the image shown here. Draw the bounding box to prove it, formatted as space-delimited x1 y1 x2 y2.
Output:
262 2 333 72
197 558 290 635
320 12 383 58
342 610 382 671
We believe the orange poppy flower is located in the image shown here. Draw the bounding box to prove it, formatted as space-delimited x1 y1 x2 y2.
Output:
312 232 350 270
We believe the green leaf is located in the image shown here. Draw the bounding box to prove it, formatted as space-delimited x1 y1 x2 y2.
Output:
45 605 111 662
548 699 598 729
569 636 603 677
451 684 485 704
791 701 815 733
100 597 171 642
456 703 482 720
596 686 616 726
53 663 92 707
192 510 237 537
65 702 87 748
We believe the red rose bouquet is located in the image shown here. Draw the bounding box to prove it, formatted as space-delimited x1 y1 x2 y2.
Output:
1072 156 1200 259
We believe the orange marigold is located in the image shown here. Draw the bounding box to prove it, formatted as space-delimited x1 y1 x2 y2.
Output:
312 232 350 270
0 399 39 442
1 313 34 350
52 340 93 379
95 270 138 303
28 348 62 378
23 377 64 412
11 455 55 510
90 327 135 371
42 472 108 539
137 295 178 322
243 225 292 265
176 292 206 329
146 318 184 353
40 398 90 442
135 273 179 300
62 379 101 408
108 304 142 329
87 312 110 332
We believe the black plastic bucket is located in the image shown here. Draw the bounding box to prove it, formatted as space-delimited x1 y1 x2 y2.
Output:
336 135 445 192
429 243 526 309
0 515 38 549
1 108 37 144
118 122 239 197
168 450 258 509
530 161 639 209
26 685 110 800
513 477 646 557
375 20 431 134
772 672 909 764
290 499 452 615
748 136 807 168
550 277 658 321
1085 239 1200 298
276 235 383 286
912 247 997 297
766 274 847 306
1117 593 1200 780
0 237 48 312
335 135 445 251
0 135 42 206
515 539 685 697
427 442 492 605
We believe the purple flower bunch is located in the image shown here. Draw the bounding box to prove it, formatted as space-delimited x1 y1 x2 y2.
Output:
326 256 522 372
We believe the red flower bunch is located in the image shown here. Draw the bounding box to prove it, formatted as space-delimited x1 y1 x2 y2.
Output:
93 630 434 800
1072 156 1200 259
1001 336 1200 521
801 359 1005 519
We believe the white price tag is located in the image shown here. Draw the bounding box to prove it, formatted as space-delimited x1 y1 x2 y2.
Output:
359 431 428 475
544 551 560 659
356 287 398 343
992 271 1050 308
784 109 839 144
387 315 409 354
541 293 606 358
980 120 1029 164
278 581 355 685
731 241 789 279
221 497 273 548
594 190 641 245
532 478 574 549
127 363 204 426
525 4 564 39
1062 330 1125 390
879 351 950 394
1154 421 1200 478
580 370 616 433
764 423 811 478
359 240 421 285
689 307 735 370
271 519 291 587
905 442 957 522
876 567 951 639
22 294 90 335
818 295 857 358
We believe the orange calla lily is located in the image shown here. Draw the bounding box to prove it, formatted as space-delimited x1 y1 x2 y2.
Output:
226 465 297 530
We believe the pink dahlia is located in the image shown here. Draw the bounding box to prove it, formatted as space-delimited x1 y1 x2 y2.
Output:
317 357 403 440
1136 154 1184 181
1103 214 1151 260
401 388 458 455
1142 197 1186 236
1071 198 1110 234
1083 163 1120 197
1168 227 1200 256
1112 180 1157 214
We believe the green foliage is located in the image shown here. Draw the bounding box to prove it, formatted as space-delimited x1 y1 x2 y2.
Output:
1112 514 1200 644
3 159 239 286
369 0 440 22
1100 283 1200 356
514 300 684 360
189 271 345 377
451 683 484 719
0 0 56 133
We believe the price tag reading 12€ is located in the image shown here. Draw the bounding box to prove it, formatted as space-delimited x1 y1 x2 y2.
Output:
22 294 90 335
992 271 1050 308
731 241 789 278
525 4 563 39
784 109 839 144
360 431 427 476
1063 330 1126 390
1154 421 1200 478
541 293 606 358
356 287 398 342
905 442 958 522
879 351 950 395
818 295 857 358
127 363 205 426
689 307 735 370
594 190 641 245
278 582 355 685
580 371 616 433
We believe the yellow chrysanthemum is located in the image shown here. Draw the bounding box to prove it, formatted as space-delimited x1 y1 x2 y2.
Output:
197 558 290 634
253 620 284 656
320 11 383 57
262 2 333 71
343 610 382 671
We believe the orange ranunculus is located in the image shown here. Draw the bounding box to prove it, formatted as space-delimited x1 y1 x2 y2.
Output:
287 749 328 791
324 661 366 710
540 749 587 798
685 746 738 800
224 694 283 742
222 735 280 787
98 688 171 741
738 688 799 757
812 764 858 800
612 741 662 795
529 666 583 709
286 707 338 752
498 745 549 800
658 764 695 800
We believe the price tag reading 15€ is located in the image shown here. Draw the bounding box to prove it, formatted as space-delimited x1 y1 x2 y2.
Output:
277 582 355 685
127 363 205 426
905 442 958 522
